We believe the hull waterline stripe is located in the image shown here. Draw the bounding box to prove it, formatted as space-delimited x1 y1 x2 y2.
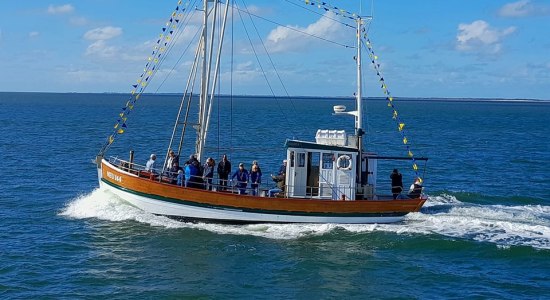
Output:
101 178 408 218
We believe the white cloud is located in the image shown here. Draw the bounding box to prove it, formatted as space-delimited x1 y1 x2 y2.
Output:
84 26 122 41
47 4 74 15
70 16 88 26
456 20 516 54
29 31 40 38
265 12 348 53
85 40 119 58
498 0 550 17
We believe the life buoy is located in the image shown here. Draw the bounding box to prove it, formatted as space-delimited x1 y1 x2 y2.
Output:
336 155 352 171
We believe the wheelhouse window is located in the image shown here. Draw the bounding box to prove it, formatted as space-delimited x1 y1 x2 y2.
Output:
322 153 333 169
298 152 306 167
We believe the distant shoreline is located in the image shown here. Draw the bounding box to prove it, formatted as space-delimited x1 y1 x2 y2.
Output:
0 91 548 103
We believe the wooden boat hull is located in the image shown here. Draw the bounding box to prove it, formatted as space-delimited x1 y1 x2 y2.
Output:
98 159 425 224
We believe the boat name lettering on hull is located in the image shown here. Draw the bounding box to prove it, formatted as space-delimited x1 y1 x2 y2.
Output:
107 171 122 183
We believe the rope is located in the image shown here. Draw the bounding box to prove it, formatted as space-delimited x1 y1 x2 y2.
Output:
283 0 355 29
362 36 424 183
232 3 354 49
97 0 192 157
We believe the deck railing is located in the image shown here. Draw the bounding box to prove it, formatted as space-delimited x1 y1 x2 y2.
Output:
105 156 423 200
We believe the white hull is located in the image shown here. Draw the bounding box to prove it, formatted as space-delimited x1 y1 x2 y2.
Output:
98 180 404 224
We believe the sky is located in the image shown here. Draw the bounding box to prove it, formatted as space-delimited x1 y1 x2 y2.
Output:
0 0 549 99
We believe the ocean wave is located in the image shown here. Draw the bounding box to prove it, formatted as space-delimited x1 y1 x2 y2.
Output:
60 190 550 250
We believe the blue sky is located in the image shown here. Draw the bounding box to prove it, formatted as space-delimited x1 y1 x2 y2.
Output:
1 0 549 99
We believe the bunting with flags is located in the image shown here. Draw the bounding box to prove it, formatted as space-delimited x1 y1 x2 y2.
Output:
304 0 360 20
364 37 423 183
98 0 190 156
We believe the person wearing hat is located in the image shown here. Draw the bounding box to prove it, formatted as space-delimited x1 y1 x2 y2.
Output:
271 159 287 188
407 177 423 198
231 162 249 195
145 154 157 173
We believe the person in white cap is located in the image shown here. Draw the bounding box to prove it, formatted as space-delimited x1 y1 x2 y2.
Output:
271 159 287 186
145 154 157 173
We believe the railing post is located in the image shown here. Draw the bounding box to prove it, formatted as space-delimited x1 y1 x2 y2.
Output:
129 150 134 170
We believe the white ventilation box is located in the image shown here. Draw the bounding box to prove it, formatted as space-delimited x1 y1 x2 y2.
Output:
315 129 347 146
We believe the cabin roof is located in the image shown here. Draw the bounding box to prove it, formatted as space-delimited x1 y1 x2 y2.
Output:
285 139 358 152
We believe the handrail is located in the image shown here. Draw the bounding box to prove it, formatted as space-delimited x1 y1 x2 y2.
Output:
106 156 423 200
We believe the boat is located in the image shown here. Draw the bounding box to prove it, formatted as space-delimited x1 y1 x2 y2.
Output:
95 0 428 224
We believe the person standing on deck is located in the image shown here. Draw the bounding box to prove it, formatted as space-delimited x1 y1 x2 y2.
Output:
390 169 403 199
232 163 249 195
217 154 231 191
203 157 215 191
249 163 262 196
145 154 157 173
166 150 177 170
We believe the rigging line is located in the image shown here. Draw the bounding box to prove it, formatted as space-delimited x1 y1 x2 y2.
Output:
230 0 234 158
361 37 423 181
231 4 354 49
143 3 194 93
240 0 299 131
235 1 293 129
282 0 355 29
97 2 189 157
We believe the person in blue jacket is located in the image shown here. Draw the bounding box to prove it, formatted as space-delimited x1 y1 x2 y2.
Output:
185 162 200 188
232 163 249 195
249 162 262 196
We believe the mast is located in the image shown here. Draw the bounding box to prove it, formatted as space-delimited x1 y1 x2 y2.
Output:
356 17 364 185
196 0 209 161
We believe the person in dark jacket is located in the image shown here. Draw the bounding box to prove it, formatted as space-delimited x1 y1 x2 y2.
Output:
249 162 262 196
217 154 231 191
390 169 403 199
232 163 249 195
202 157 215 191
407 177 423 198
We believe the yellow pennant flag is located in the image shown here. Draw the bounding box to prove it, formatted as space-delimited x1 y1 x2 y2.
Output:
114 123 119 129
393 111 398 119
108 135 114 144
413 163 418 171
408 150 413 157
399 123 405 131
403 137 408 144
117 128 125 134
135 94 140 100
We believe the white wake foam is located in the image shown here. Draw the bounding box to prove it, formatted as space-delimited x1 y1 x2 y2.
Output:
60 189 550 249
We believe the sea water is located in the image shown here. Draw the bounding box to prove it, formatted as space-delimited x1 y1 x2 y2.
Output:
0 92 549 299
